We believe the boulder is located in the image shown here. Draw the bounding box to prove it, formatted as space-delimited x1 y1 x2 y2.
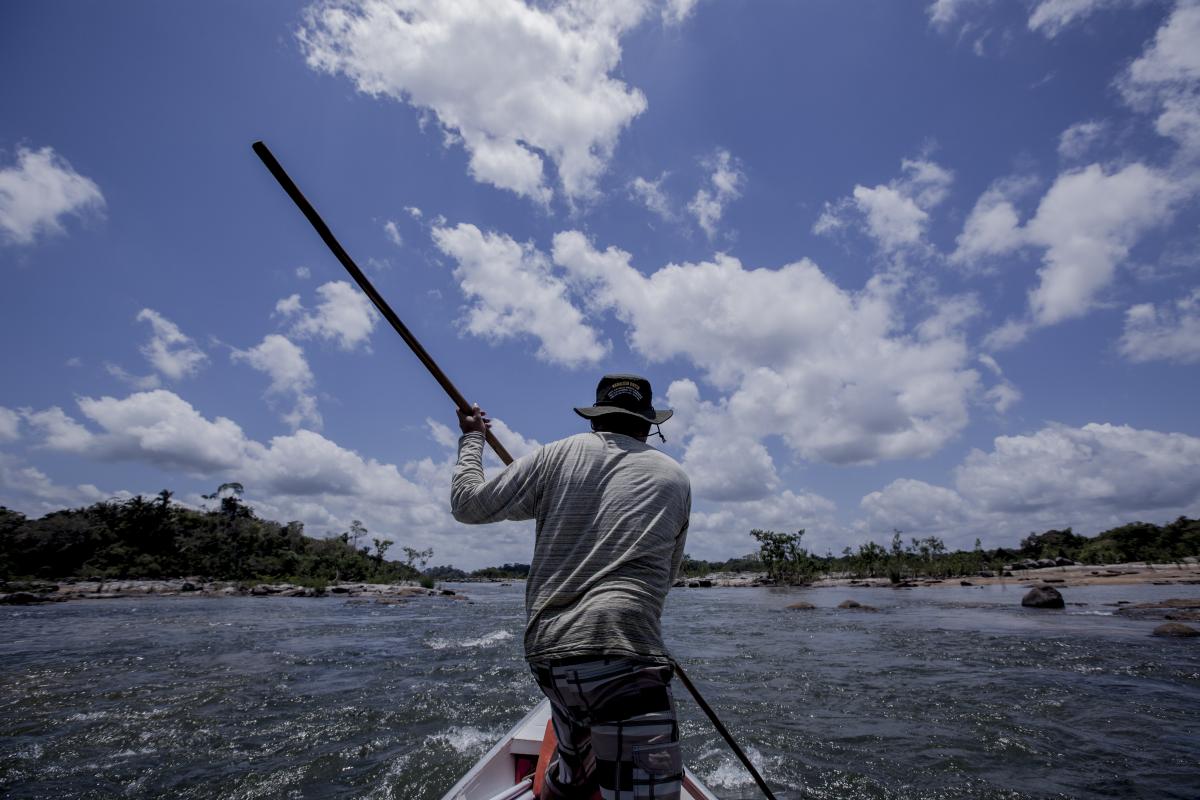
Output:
1021 585 1064 608
786 602 816 610
440 589 456 596
838 599 877 611
1036 558 1057 569
0 591 55 605
1152 623 1199 638
978 571 993 578
250 585 272 596
1055 557 1076 567
960 581 974 586
329 585 350 594
180 581 198 592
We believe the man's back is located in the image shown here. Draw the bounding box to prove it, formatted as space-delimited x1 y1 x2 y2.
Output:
524 431 690 663
451 430 690 663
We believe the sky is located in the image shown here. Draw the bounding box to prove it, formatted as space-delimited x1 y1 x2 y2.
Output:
2 0 1199 570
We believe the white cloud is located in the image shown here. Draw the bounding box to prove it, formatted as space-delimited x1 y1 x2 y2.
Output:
299 0 649 203
277 280 380 351
26 392 246 473
553 231 979 467
295 266 311 279
0 453 110 515
951 194 1023 265
662 0 700 25
1119 288 1200 363
815 157 953 254
1025 163 1176 326
966 163 1179 346
976 354 1022 413
136 309 208 380
0 407 20 442
1057 120 1107 160
926 0 990 30
688 149 745 238
688 489 838 561
1119 0 1200 162
628 173 675 221
232 334 322 430
405 205 423 220
383 220 403 246
860 421 1200 548
105 363 161 391
0 146 104 246
1028 0 1134 37
432 222 609 366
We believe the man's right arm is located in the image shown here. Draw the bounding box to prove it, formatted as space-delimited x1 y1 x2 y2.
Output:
450 432 542 524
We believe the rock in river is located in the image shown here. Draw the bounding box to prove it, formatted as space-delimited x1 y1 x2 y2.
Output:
1021 585 1065 609
786 602 816 610
1152 623 1199 638
838 599 877 611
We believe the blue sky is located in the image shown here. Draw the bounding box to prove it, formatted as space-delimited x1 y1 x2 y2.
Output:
3 0 1199 569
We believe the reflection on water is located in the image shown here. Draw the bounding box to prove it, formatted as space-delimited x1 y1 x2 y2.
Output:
1 583 1198 799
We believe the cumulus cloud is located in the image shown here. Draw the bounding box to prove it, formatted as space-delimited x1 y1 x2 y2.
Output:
860 421 1200 548
0 146 105 246
0 453 110 515
298 0 649 203
0 407 20 442
1119 0 1200 162
628 173 675 221
965 163 1179 347
1057 120 1108 160
105 363 161 391
295 266 311 279
977 353 1022 413
814 157 953 254
1027 0 1135 37
552 231 979 468
383 220 403 246
232 334 322 430
687 149 744 238
1119 289 1200 363
662 0 700 25
688 489 838 561
432 222 609 366
136 309 208 380
276 280 379 351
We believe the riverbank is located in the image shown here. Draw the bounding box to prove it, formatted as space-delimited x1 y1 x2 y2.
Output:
686 557 1200 589
0 578 467 604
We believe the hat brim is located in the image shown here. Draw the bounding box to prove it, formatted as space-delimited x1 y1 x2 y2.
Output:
574 406 673 425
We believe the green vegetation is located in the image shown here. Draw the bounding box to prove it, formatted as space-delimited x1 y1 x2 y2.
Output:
0 488 428 584
741 518 1200 585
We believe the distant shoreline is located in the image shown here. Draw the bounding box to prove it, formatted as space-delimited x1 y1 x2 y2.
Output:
681 559 1200 589
0 579 469 605
3 559 1199 605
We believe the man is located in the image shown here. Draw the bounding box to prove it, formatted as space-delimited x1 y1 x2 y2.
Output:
451 374 691 800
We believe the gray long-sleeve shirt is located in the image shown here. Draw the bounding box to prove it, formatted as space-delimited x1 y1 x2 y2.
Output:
451 430 691 664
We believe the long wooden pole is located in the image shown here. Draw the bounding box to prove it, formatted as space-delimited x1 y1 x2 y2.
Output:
251 140 513 466
673 660 780 800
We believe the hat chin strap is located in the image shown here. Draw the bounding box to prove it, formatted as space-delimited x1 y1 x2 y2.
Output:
654 424 666 443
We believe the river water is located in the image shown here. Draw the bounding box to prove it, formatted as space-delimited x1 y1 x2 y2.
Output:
2 582 1198 799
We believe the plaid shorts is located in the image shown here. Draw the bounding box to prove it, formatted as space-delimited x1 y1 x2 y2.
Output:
530 657 683 800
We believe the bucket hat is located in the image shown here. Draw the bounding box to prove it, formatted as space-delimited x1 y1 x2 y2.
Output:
573 374 673 424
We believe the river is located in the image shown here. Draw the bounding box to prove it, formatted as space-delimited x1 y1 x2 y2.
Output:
2 582 1198 799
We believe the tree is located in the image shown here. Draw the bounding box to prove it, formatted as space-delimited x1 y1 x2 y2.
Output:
372 537 392 562
750 529 816 585
401 546 433 572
